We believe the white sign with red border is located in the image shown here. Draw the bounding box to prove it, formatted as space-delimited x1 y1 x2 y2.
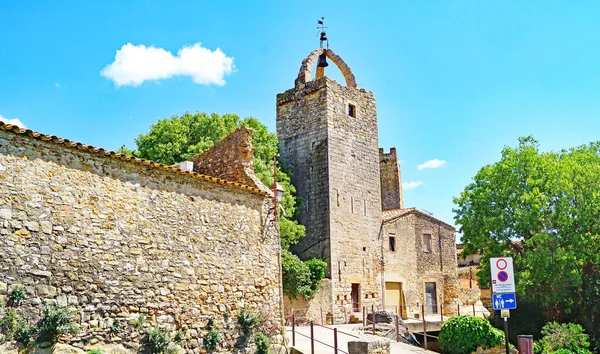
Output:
490 257 515 294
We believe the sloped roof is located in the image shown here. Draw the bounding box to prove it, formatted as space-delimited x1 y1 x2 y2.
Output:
382 207 455 230
0 122 268 196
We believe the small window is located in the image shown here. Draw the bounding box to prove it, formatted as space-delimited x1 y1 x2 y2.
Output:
348 104 356 117
389 236 396 252
423 234 432 253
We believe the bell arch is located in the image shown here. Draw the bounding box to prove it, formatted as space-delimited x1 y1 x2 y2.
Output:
294 48 357 88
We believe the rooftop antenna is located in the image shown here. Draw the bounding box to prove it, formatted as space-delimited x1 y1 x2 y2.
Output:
316 17 329 68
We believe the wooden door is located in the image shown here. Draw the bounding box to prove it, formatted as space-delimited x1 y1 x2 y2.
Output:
385 282 403 315
351 283 360 312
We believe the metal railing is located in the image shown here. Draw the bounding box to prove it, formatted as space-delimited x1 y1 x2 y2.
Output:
287 313 359 354
287 302 495 352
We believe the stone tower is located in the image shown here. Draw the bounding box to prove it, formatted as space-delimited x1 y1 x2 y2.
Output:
379 147 404 210
277 48 383 320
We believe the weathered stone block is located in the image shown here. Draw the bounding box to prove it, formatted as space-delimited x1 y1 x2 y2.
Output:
348 337 390 354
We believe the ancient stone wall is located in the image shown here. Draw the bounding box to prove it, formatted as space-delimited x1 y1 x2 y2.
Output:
379 148 403 211
324 78 382 322
277 77 332 266
0 127 283 352
189 126 267 191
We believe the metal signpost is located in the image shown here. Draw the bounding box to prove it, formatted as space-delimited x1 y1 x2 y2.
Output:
491 257 516 354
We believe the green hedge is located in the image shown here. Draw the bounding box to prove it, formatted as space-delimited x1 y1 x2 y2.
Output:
439 315 504 354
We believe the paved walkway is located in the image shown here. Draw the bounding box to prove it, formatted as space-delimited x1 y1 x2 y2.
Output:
286 324 438 354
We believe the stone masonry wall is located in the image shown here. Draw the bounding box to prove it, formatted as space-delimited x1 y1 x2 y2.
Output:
382 211 458 317
0 128 282 352
189 126 267 191
325 78 383 322
379 148 403 211
277 77 332 266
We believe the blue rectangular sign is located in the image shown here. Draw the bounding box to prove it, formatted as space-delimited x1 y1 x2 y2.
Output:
493 293 517 310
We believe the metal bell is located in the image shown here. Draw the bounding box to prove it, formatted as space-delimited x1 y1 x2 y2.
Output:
317 54 329 68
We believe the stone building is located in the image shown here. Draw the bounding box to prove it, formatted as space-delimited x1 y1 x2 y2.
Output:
277 48 458 322
0 123 283 351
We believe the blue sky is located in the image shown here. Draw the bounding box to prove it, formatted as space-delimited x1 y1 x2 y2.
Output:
2 1 600 235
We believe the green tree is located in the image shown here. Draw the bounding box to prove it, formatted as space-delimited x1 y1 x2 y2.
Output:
454 136 600 339
120 112 325 299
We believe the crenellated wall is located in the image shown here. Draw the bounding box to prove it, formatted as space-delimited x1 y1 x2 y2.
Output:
0 126 283 352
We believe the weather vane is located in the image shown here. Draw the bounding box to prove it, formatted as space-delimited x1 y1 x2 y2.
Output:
317 17 328 49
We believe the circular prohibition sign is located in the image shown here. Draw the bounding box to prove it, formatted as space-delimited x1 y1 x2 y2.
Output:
497 271 509 282
496 258 508 270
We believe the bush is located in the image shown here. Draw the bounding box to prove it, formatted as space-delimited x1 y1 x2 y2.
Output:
7 285 27 308
35 303 79 344
254 332 271 354
438 315 504 354
282 250 327 300
110 318 121 334
204 329 221 352
86 350 103 354
0 308 19 340
14 319 36 347
146 326 171 354
538 322 591 354
237 306 260 335
131 314 145 330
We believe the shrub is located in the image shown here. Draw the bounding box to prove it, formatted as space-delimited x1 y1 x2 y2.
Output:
146 326 171 354
14 319 36 347
7 285 27 308
35 303 79 344
237 306 260 335
438 315 504 354
533 340 543 354
204 328 221 352
110 318 121 334
87 350 103 354
538 322 591 354
282 250 326 300
131 314 145 330
254 332 271 354
0 308 19 340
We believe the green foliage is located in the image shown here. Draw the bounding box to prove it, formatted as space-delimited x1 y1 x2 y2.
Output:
237 306 259 335
35 303 79 344
254 332 271 354
7 285 27 307
533 340 542 354
86 350 103 354
438 315 504 354
281 250 327 300
538 322 591 354
110 318 121 333
131 314 145 330
0 308 19 340
146 326 171 354
14 319 35 346
203 329 221 352
454 137 600 337
173 327 185 343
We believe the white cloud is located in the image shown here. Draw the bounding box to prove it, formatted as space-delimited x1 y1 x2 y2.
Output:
417 158 446 171
403 181 425 190
101 43 235 87
0 114 26 128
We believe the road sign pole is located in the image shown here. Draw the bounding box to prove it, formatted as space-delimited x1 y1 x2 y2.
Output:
504 317 509 354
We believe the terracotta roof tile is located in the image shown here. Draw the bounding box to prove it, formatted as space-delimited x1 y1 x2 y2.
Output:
0 121 268 196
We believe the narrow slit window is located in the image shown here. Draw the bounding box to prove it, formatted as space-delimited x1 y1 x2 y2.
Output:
389 236 396 252
423 234 432 253
348 104 356 117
